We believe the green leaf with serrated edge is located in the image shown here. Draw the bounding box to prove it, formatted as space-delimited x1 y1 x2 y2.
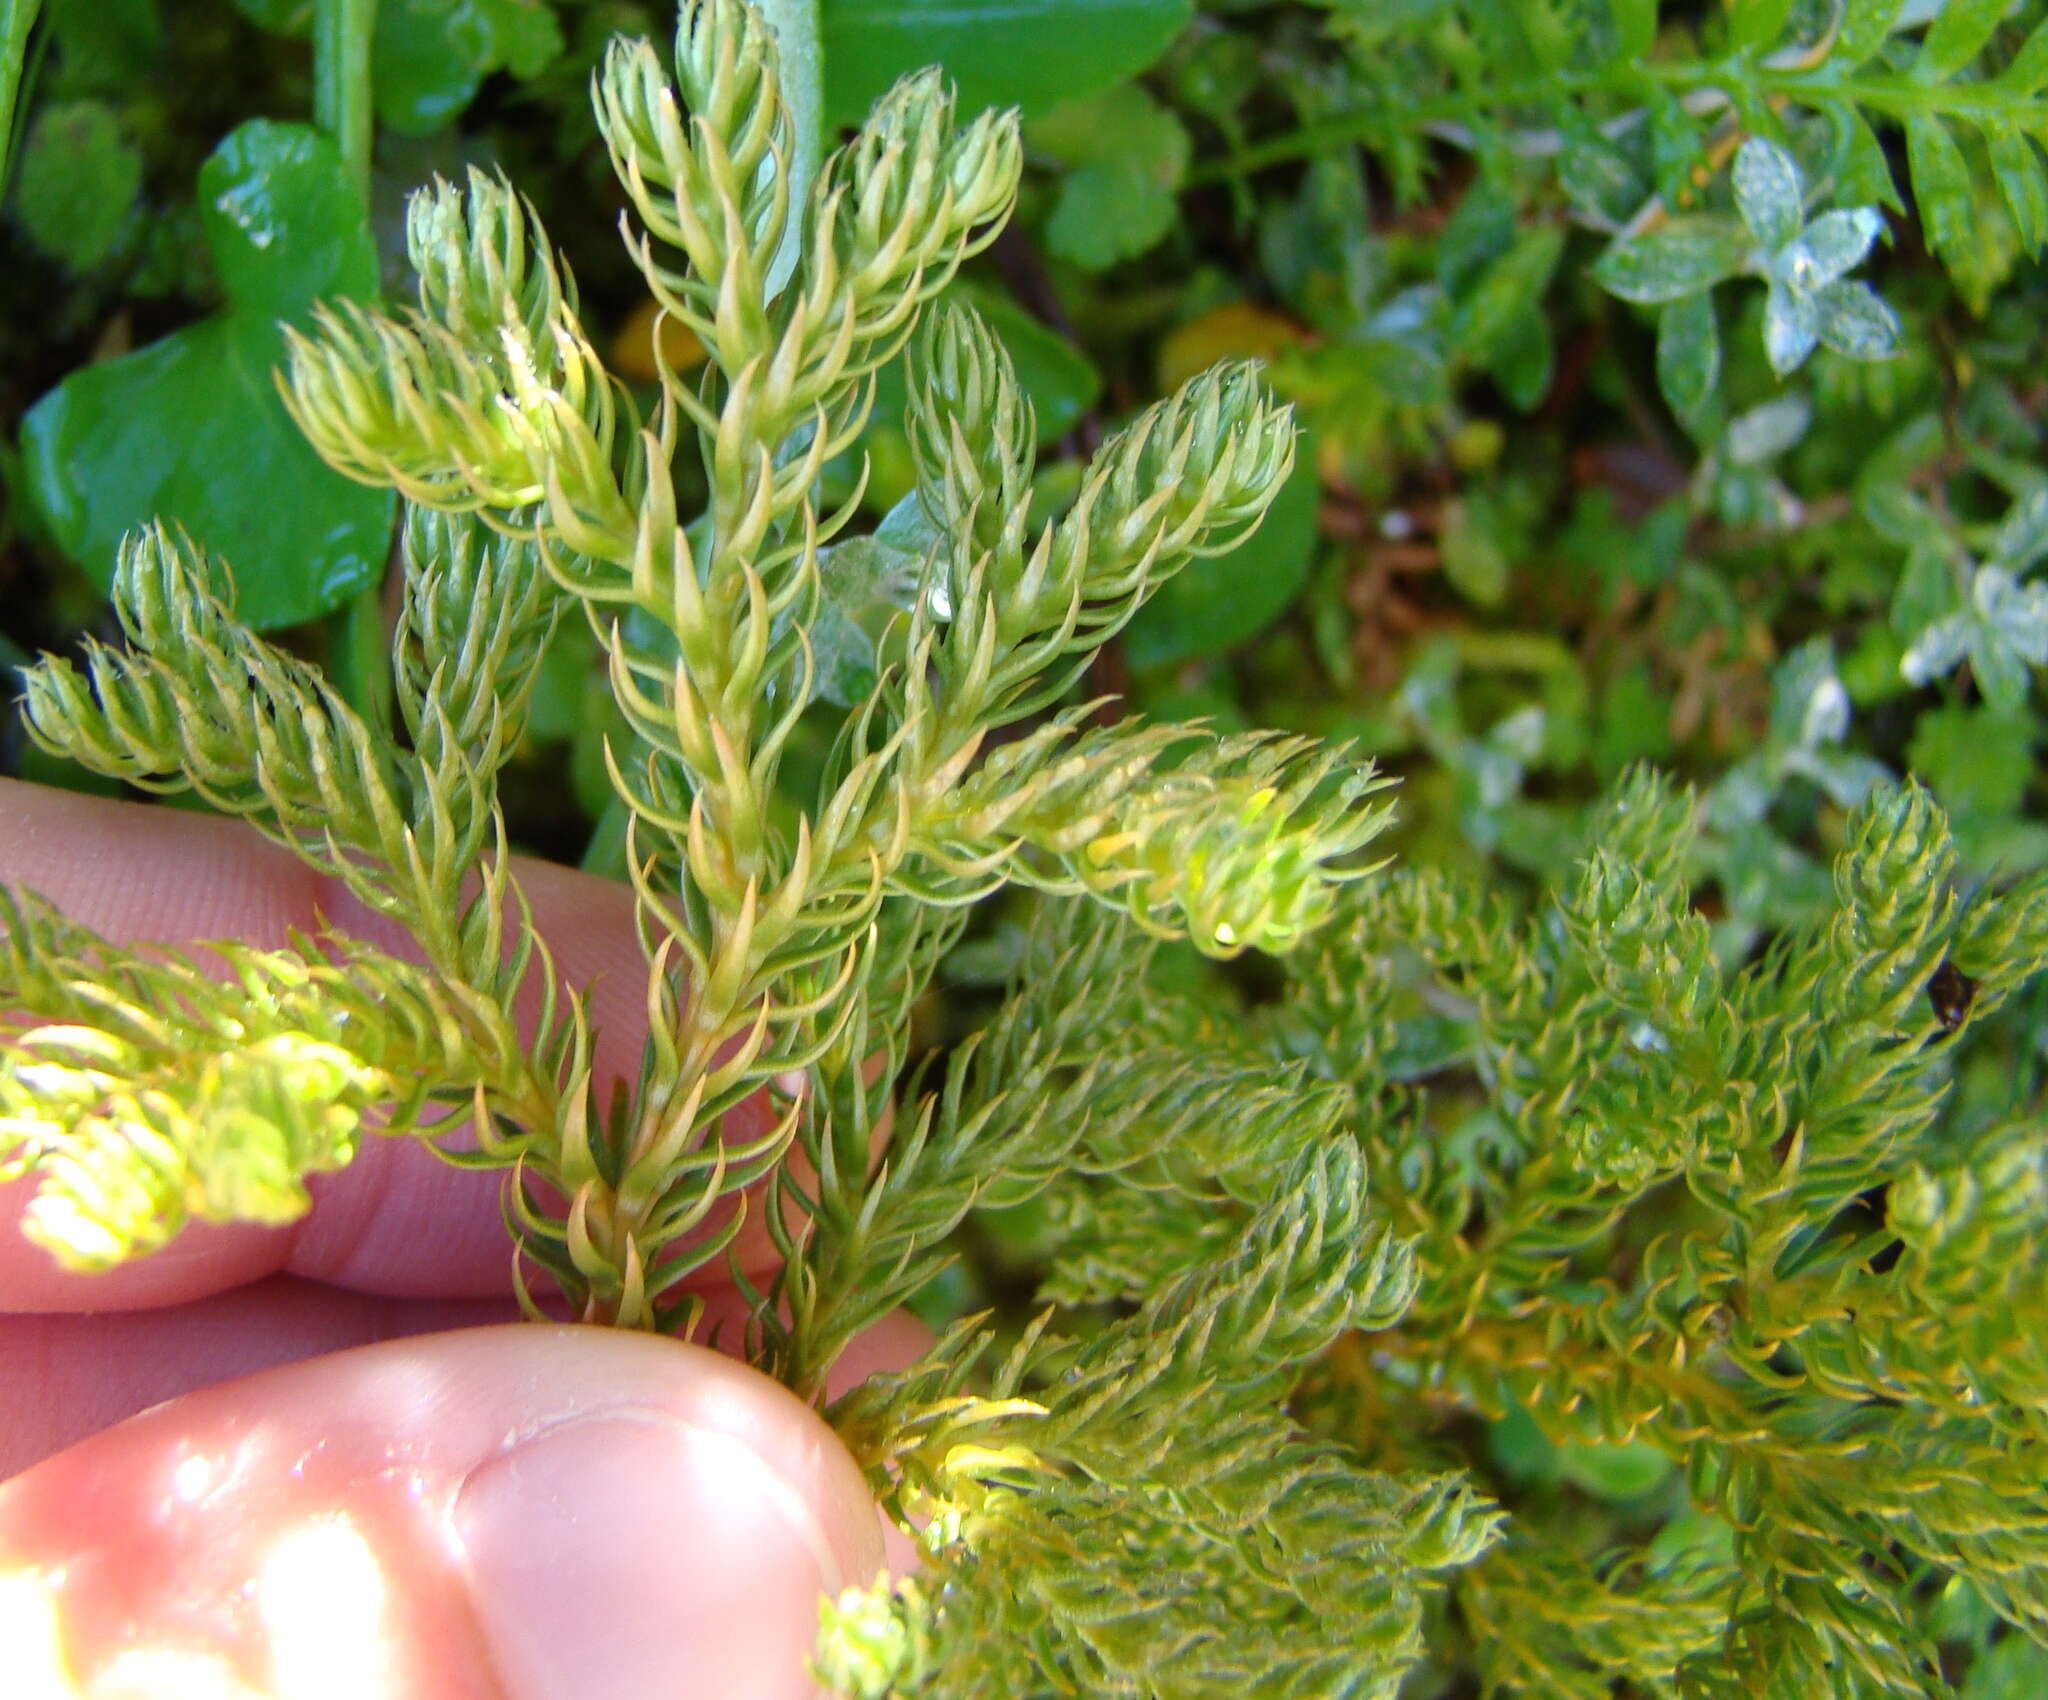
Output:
1987 127 2048 251
1124 427 1319 667
1908 703 2033 819
820 0 1189 127
1904 113 1974 277
1592 221 1748 304
1734 137 1804 250
1917 0 2007 82
1999 16 2048 94
1657 291 1720 424
1834 0 1902 66
1037 85 1188 271
1830 105 1904 213
13 100 141 271
1452 223 1562 369
20 120 393 630
1046 157 1178 270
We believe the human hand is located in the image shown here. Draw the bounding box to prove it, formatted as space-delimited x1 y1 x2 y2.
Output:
0 778 908 1700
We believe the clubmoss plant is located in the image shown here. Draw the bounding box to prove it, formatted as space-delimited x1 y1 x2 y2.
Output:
8 3 2048 1696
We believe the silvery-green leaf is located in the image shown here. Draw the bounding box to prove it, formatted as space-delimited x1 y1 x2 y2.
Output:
1796 206 1884 287
1900 612 1971 685
1488 703 1547 764
1762 281 1819 374
1988 484 2048 573
1590 220 1748 303
1814 279 1901 360
1784 747 1890 808
1976 564 2048 664
1726 392 1812 465
1890 536 1958 635
1768 637 1849 753
1704 755 1772 828
1733 137 1805 249
1967 622 2031 711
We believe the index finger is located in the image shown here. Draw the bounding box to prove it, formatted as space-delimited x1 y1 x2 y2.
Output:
0 779 762 1311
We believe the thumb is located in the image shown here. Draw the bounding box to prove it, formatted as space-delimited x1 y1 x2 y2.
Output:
0 1325 883 1700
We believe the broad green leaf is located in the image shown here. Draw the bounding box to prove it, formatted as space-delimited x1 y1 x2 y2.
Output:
1916 0 2007 81
374 0 563 135
1987 126 2048 251
1034 85 1189 272
1439 494 1508 606
820 0 1190 127
1556 1434 1674 1501
1591 220 1748 303
1734 137 1804 249
1904 113 1974 278
1656 291 1720 424
1124 429 1320 668
21 120 394 631
13 100 141 270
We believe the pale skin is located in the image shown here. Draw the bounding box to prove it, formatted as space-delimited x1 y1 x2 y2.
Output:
0 776 916 1700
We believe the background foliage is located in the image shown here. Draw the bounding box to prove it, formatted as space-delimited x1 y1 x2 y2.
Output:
3 0 2047 1694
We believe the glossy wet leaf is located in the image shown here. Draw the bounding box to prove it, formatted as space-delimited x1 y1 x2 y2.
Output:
820 0 1190 127
21 120 394 631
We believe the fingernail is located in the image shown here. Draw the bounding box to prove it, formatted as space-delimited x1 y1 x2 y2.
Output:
456 1410 844 1700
